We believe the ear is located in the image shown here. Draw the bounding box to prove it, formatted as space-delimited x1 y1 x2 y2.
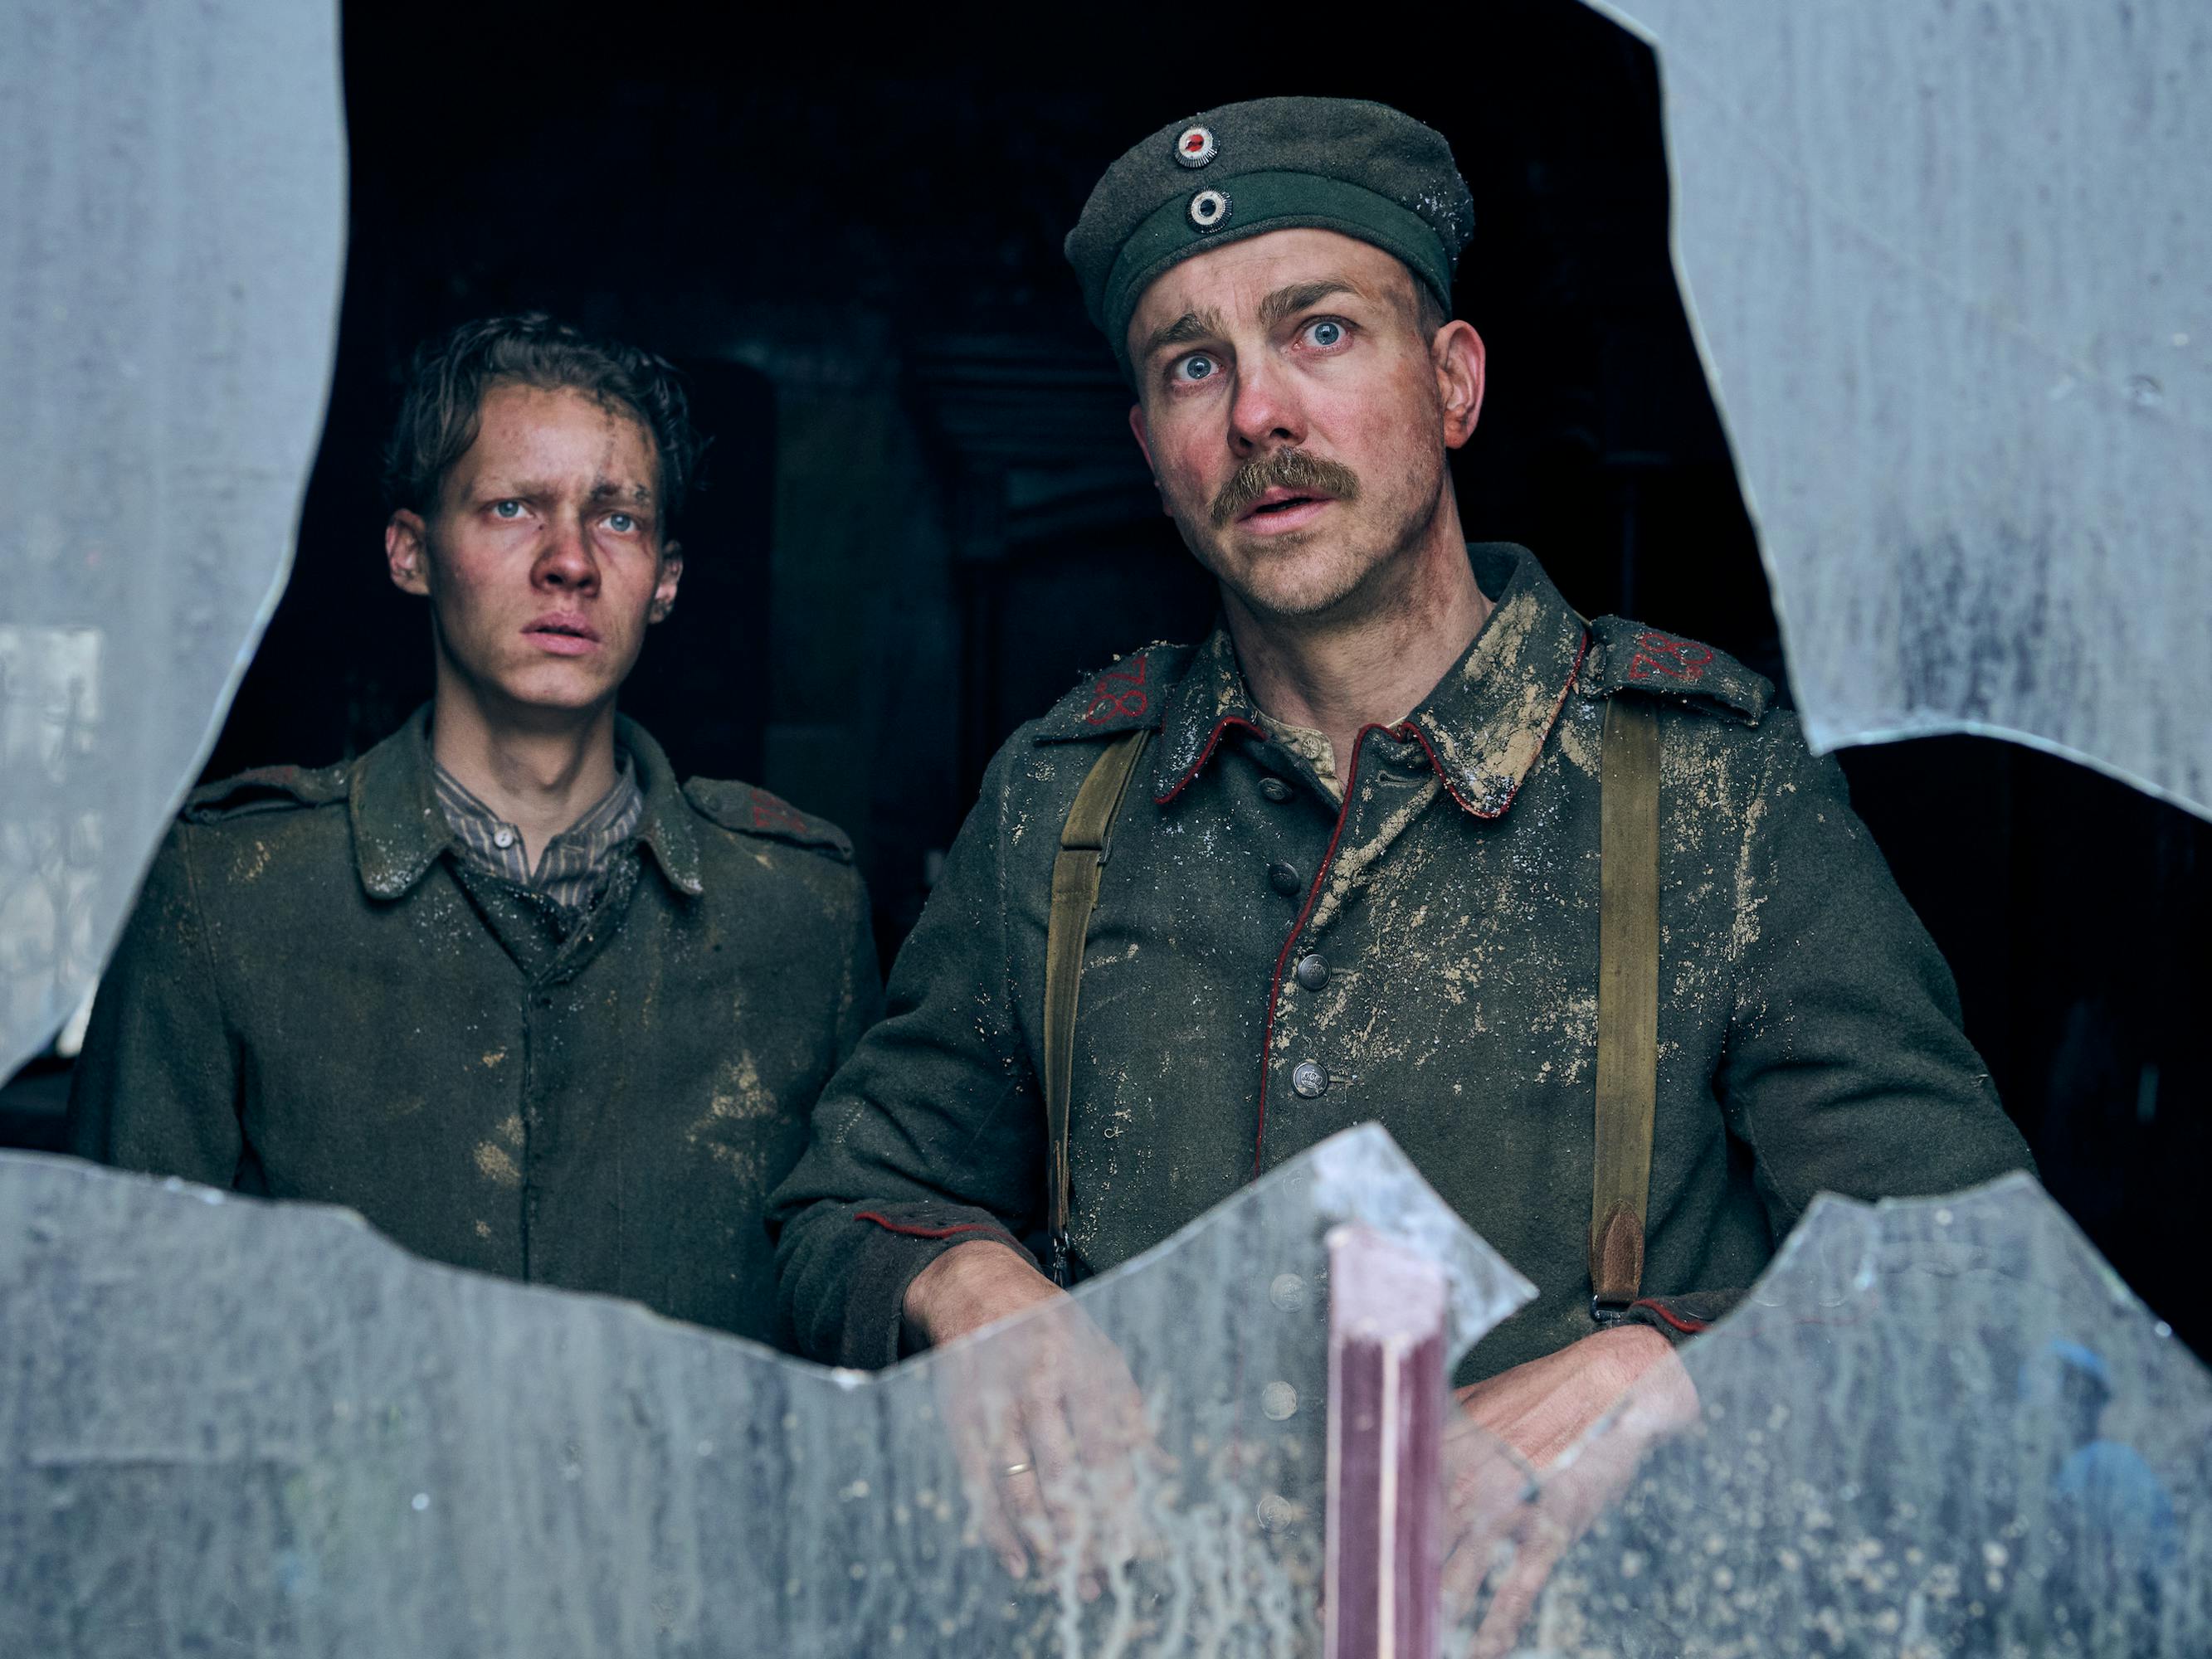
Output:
1433 320 1487 450
1127 404 1170 517
386 511 432 596
648 540 684 625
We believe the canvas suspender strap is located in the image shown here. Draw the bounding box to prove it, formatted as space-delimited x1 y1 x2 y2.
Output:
1042 728 1151 1288
1591 697 1662 1321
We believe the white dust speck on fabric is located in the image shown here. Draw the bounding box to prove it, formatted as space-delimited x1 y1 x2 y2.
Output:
1730 784 1771 961
1308 776 1442 935
1554 700 1602 776
699 1053 774 1123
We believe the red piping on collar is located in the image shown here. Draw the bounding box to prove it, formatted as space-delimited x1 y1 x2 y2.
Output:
1152 715 1269 805
1249 630 1591 1175
1401 630 1591 819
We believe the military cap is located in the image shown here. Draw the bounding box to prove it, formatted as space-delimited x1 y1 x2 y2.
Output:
1065 96 1474 375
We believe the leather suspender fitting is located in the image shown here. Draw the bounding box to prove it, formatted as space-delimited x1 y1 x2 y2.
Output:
1591 696 1662 1321
1040 728 1150 1287
1040 698 1660 1320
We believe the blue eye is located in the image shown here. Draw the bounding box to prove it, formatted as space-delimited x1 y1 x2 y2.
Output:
1175 354 1218 383
607 512 636 534
1304 319 1346 348
492 499 524 518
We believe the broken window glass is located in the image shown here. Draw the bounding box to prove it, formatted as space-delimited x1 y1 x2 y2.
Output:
10 1127 2206 1654
1448 1174 2212 1657
1592 0 2212 816
0 0 346 1077
0 1124 1531 1656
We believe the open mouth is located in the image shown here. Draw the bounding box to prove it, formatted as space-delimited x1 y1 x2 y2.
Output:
1238 487 1336 528
525 614 602 650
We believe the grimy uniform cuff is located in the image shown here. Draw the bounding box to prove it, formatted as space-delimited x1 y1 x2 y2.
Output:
783 1199 1026 1370
1619 1288 1742 1342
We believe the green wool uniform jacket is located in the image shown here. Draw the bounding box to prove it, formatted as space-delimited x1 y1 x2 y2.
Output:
67 710 879 1346
772 545 2031 1379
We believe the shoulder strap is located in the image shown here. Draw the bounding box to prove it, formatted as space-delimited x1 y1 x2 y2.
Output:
1042 728 1151 1287
1591 697 1662 1320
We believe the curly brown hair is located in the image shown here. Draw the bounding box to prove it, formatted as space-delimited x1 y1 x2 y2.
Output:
382 314 704 534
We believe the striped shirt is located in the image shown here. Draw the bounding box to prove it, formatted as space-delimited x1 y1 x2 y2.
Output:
432 752 644 915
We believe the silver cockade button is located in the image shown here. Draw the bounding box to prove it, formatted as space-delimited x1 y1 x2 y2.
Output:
1261 1381 1299 1421
1291 1061 1327 1098
1188 188 1230 231
1173 124 1218 168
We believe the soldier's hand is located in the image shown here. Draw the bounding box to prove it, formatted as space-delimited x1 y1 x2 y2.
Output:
905 1241 1164 1596
1440 1326 1698 1657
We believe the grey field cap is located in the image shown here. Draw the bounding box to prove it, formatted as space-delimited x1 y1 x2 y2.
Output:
1065 95 1474 377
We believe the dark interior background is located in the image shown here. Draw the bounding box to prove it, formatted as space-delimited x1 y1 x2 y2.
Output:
7 2 2205 1358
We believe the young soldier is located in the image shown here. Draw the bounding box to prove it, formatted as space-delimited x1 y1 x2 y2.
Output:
772 98 2030 1496
70 315 878 1347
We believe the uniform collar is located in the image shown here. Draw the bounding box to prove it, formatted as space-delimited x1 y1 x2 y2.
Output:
351 707 704 899
618 718 704 897
1150 543 1589 818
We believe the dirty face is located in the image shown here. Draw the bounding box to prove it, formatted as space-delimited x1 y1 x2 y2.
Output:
1125 228 1484 624
384 382 681 721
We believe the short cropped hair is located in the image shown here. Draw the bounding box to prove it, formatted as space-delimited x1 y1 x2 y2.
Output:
1415 281 1449 342
382 314 704 533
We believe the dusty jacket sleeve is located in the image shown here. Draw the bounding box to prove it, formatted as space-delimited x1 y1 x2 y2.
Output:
65 823 245 1185
1630 718 2035 1341
769 742 1038 1368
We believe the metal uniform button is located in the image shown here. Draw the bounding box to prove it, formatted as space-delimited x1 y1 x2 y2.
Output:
1260 1381 1299 1421
1255 1492 1305 1534
1294 954 1329 992
1259 776 1294 804
1267 861 1303 897
1291 1061 1328 1099
1269 1272 1308 1312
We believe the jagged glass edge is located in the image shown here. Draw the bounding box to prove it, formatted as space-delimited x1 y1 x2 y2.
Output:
1576 0 2212 822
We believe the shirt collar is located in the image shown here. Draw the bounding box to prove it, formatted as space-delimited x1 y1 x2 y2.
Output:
351 707 704 899
1149 543 1589 819
431 748 644 903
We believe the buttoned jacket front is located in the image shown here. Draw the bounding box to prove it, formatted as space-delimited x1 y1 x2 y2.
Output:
773 545 2030 1378
69 710 878 1346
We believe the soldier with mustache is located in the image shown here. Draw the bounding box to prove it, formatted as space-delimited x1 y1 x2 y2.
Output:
772 99 2029 1580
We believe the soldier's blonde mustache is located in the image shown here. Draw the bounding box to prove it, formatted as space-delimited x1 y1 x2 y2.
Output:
1209 448 1362 529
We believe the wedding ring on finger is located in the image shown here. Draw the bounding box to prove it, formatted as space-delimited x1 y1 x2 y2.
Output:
1000 1461 1034 1479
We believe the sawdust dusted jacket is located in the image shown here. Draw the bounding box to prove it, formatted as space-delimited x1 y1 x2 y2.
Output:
66 710 879 1346
772 545 2031 1379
